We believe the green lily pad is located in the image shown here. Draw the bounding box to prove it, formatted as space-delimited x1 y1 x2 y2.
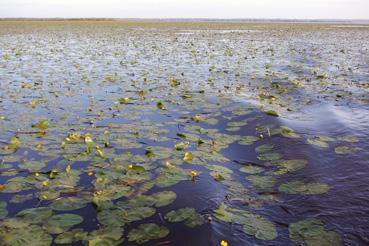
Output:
238 136 260 145
54 228 88 244
0 201 7 219
10 194 33 204
265 110 279 117
307 138 329 148
165 207 204 228
205 164 233 180
255 143 274 153
98 207 156 227
279 181 330 195
0 224 52 246
272 159 308 175
247 175 276 192
127 223 169 244
337 135 359 143
87 227 124 246
334 146 357 154
123 191 177 208
44 213 83 234
18 161 46 171
289 218 342 246
16 207 53 224
257 152 283 161
32 119 49 130
214 204 277 240
240 165 264 174
50 197 87 211
155 166 190 188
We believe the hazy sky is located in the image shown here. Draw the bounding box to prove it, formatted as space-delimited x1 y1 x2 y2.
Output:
0 0 368 19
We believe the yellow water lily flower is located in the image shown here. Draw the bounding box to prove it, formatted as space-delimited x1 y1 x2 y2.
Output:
36 144 43 150
190 171 198 177
96 145 105 158
66 164 71 174
183 152 193 162
221 240 228 246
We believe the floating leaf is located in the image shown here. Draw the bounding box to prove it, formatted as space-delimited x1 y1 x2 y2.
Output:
240 165 264 174
265 110 279 117
280 126 299 138
87 227 124 246
165 207 204 228
214 204 277 240
307 138 329 148
44 213 83 234
32 119 49 130
289 218 342 246
18 160 46 171
50 197 87 211
16 207 53 224
247 175 276 192
257 152 283 161
0 224 52 246
255 143 274 153
334 146 357 154
127 223 169 244
238 136 259 145
54 228 88 244
337 135 359 143
0 201 7 219
279 181 330 195
10 194 33 204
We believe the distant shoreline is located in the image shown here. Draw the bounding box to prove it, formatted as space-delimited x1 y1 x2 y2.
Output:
0 18 368 24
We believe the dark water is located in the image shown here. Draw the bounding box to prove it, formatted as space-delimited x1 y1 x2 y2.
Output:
0 21 368 246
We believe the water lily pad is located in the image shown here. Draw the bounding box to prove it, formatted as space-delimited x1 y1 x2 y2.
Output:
123 190 177 208
214 204 277 240
127 223 169 244
289 218 342 246
255 143 274 153
247 175 276 192
337 135 359 143
334 146 357 154
280 126 300 138
44 213 83 234
0 224 52 246
16 207 53 224
279 181 330 195
18 160 46 171
240 165 264 174
272 159 308 175
238 136 260 145
0 201 7 219
165 207 204 228
50 197 87 211
265 110 279 117
54 228 88 244
98 207 156 227
10 194 33 204
87 227 124 246
257 153 283 161
307 138 329 148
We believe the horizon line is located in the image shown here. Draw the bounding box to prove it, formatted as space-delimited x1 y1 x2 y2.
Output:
1 17 369 22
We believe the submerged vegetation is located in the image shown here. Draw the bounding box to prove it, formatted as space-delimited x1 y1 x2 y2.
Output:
0 20 368 245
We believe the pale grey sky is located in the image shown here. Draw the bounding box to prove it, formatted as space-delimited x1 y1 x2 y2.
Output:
0 0 368 19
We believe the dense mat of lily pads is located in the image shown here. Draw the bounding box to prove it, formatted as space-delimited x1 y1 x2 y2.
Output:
0 21 367 245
